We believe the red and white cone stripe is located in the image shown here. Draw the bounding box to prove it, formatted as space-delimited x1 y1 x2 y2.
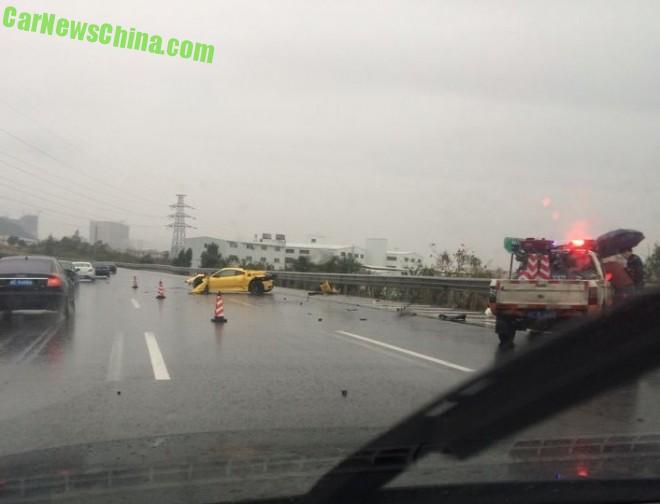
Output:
212 292 227 322
214 294 225 318
156 280 165 298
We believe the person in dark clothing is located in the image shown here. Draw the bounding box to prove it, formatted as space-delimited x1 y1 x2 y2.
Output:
621 248 645 290
602 255 634 304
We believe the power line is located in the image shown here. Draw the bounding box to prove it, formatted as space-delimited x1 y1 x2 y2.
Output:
0 155 163 219
0 180 132 224
0 183 163 229
0 99 83 153
0 192 90 223
0 100 171 206
0 127 164 207
0 148 163 213
0 178 133 222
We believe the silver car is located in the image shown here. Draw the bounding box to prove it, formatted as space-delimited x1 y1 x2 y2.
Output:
72 261 96 281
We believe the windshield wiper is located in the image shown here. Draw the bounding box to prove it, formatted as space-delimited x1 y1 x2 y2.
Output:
304 289 660 504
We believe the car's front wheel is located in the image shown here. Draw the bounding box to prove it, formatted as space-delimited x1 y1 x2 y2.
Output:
249 280 265 296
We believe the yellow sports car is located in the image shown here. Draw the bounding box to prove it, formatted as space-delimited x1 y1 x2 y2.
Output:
187 268 274 295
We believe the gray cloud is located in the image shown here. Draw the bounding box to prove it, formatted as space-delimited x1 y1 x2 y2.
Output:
1 0 658 265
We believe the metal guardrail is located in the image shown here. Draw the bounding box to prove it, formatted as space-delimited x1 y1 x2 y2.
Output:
272 271 490 291
115 262 491 292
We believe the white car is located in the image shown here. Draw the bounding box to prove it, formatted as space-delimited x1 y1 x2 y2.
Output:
72 261 96 281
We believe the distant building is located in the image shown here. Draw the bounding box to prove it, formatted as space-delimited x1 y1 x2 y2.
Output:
365 238 388 267
363 238 423 272
283 242 365 268
89 221 130 250
185 234 287 269
184 233 423 272
17 215 38 238
125 248 168 260
383 249 424 270
0 214 38 243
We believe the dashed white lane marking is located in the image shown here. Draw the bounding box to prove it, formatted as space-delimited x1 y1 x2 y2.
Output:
131 298 141 309
106 332 124 381
335 330 474 373
144 332 171 381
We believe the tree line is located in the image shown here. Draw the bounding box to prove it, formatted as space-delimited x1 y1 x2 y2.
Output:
3 231 167 264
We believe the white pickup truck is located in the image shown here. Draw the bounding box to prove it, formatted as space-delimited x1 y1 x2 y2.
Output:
489 239 613 345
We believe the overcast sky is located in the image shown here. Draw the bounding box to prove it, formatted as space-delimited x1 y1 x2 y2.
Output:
1 0 658 267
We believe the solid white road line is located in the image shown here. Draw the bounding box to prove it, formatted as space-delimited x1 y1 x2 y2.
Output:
144 332 171 381
106 332 124 381
335 330 474 373
131 298 141 309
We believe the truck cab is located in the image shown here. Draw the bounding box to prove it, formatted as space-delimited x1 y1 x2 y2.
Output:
490 238 613 345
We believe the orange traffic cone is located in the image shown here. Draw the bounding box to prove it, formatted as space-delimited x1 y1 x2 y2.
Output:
156 280 166 299
211 292 227 323
132 276 138 289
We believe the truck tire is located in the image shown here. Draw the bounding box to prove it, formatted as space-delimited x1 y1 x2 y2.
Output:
495 317 516 346
497 331 515 345
249 280 265 296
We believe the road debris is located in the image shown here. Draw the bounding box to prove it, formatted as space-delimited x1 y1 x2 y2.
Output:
439 313 467 322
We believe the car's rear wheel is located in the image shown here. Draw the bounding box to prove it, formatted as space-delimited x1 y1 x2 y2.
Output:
249 280 265 296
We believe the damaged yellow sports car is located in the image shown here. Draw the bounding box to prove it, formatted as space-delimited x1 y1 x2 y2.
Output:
187 268 274 295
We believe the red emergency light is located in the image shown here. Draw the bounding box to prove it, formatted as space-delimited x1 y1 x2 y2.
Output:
566 239 596 251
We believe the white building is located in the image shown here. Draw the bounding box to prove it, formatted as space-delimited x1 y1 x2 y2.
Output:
384 250 425 270
184 233 423 272
283 238 365 268
89 221 130 250
185 234 287 269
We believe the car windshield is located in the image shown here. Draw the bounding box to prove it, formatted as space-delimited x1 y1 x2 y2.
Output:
1 1 659 503
0 258 54 274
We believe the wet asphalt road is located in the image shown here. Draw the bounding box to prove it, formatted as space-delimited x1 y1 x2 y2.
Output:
0 268 659 461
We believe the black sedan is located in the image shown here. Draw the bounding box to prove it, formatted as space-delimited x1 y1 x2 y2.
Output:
93 263 112 278
0 255 75 320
